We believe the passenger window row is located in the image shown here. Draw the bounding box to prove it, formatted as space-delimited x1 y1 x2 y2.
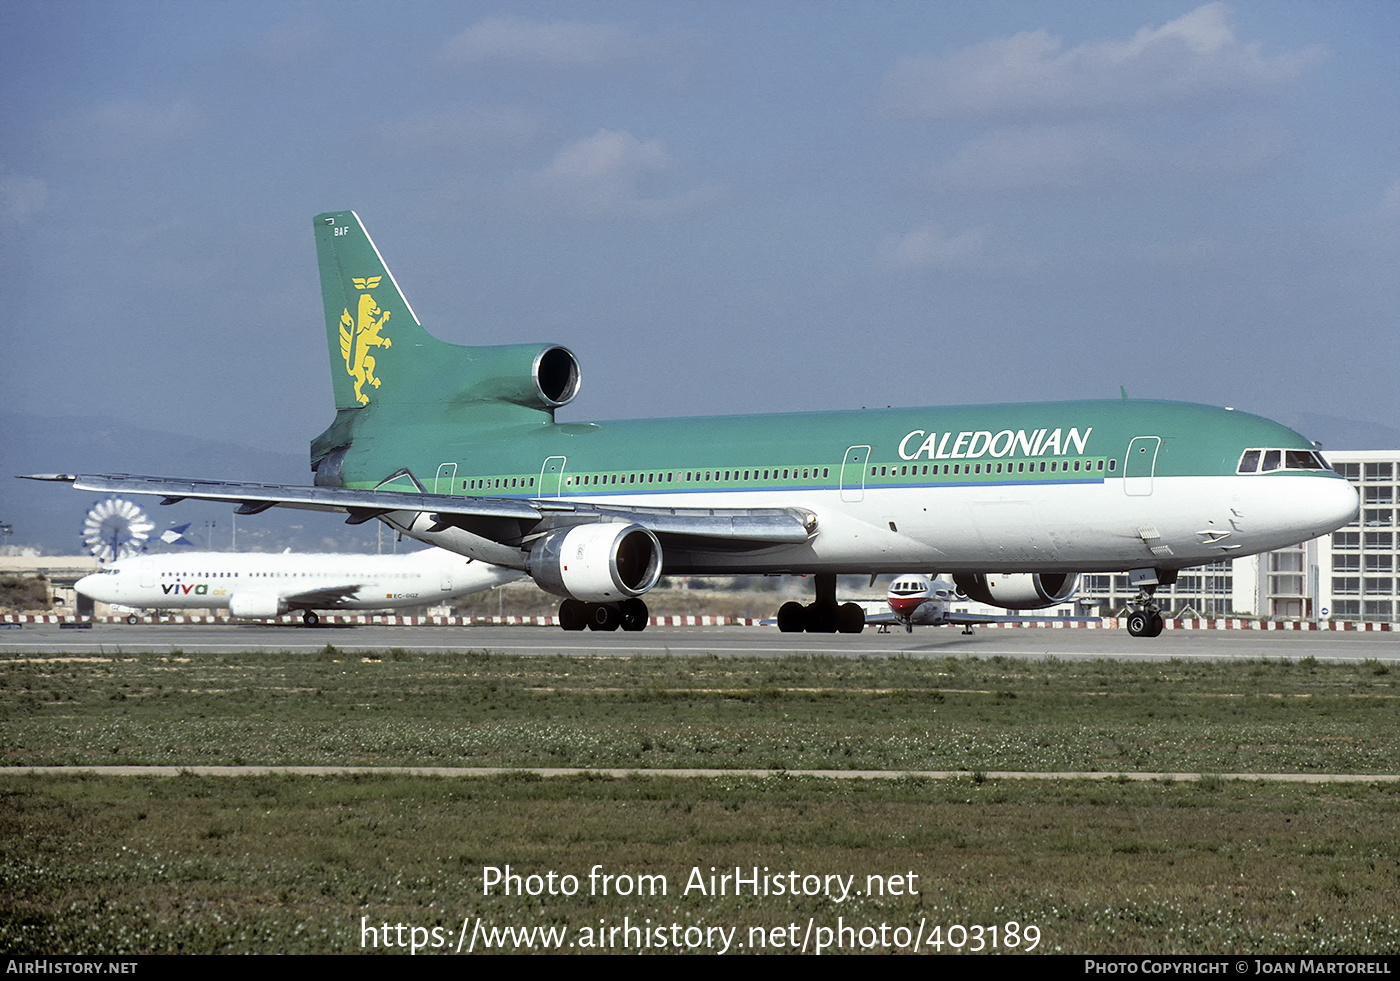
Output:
463 467 834 493
870 458 1110 478
460 457 1112 493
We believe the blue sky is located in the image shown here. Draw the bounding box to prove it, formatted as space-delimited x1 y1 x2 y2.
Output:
3 0 1397 467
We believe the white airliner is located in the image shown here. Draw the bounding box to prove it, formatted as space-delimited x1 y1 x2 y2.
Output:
76 548 522 624
867 574 1098 634
28 210 1361 638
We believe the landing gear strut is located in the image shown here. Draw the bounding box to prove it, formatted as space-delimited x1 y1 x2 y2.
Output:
776 574 865 634
559 598 649 632
1126 585 1164 638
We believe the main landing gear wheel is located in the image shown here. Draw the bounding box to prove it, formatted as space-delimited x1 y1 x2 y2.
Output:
619 598 649 632
778 601 835 632
837 602 865 634
559 599 587 631
777 602 805 632
776 576 865 634
302 610 320 627
559 599 649 632
587 603 620 631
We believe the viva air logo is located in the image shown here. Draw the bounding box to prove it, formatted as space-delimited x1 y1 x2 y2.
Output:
339 276 392 405
898 427 1092 461
162 583 208 596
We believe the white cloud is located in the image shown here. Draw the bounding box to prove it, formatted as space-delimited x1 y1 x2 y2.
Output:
929 115 1289 193
0 168 46 225
1380 179 1400 221
248 15 338 67
882 3 1327 120
1175 114 1290 175
1329 176 1400 254
93 98 200 144
878 222 989 271
378 105 542 155
441 15 648 69
509 129 720 219
47 98 201 159
933 125 1143 192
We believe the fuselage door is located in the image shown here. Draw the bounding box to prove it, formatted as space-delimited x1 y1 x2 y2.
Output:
1123 436 1161 496
539 456 567 499
434 463 457 495
840 445 871 503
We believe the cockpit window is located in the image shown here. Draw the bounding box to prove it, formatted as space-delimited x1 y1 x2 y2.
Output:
1237 448 1332 474
1286 450 1327 471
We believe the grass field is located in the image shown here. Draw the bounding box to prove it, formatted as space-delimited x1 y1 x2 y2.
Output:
3 648 1399 954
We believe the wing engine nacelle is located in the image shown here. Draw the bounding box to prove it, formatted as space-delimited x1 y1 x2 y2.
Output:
526 522 663 603
227 593 287 619
952 573 1078 610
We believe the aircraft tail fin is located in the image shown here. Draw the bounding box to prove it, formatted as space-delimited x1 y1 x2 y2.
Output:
309 210 582 482
314 211 434 413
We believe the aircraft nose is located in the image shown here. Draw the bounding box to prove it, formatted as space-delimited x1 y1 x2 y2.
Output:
75 573 115 603
1302 475 1360 538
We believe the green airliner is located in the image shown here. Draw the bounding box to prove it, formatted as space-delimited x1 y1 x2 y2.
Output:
29 211 1358 637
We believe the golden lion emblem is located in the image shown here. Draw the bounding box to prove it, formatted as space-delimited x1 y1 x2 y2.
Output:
339 277 392 404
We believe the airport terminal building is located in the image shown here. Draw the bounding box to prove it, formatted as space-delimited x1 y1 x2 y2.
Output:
1075 451 1398 623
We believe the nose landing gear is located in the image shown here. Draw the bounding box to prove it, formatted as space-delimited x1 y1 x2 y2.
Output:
1126 584 1164 637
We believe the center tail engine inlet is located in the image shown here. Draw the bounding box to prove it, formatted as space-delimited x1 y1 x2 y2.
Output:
952 572 1078 610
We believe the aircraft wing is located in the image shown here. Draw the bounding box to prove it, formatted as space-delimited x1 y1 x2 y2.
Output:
21 473 816 546
281 584 363 609
862 610 902 626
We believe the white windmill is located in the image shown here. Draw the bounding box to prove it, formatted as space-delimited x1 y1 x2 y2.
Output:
83 498 154 564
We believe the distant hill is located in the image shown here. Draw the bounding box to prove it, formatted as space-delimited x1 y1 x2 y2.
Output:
1290 413 1400 452
0 409 382 555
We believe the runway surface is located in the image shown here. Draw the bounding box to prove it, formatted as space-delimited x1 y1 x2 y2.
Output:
3 621 1396 663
